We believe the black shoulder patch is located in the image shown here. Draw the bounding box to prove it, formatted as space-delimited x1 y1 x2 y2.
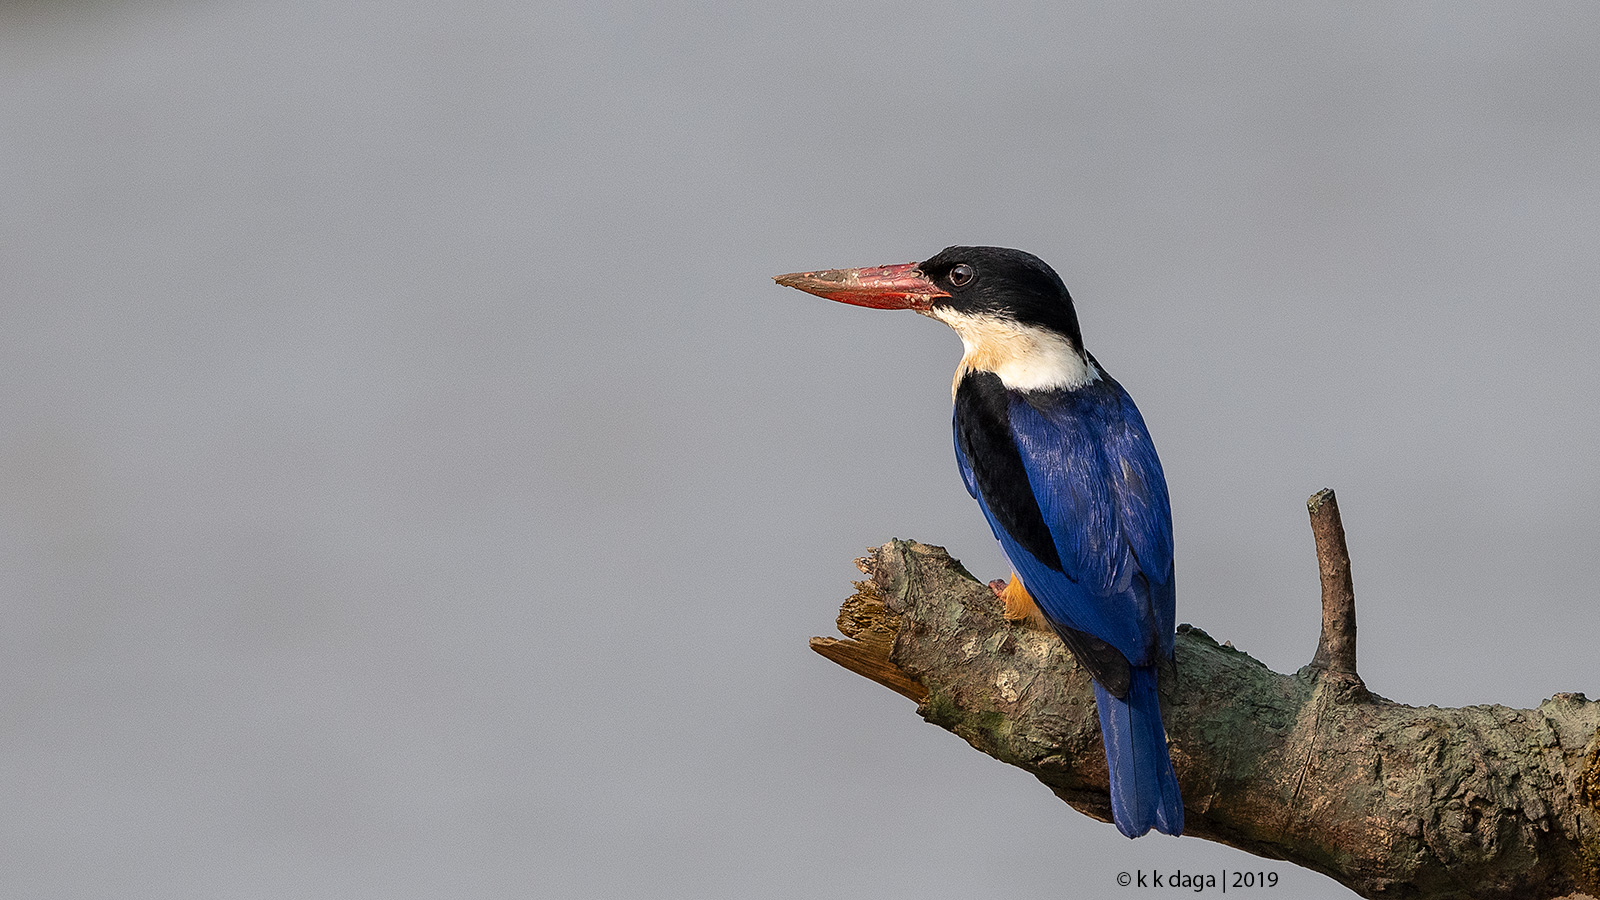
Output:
954 372 1064 573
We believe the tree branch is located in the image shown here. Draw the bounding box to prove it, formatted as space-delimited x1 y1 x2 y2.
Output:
810 499 1600 900
1308 488 1361 681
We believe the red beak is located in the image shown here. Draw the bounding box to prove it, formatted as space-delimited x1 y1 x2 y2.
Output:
773 261 948 311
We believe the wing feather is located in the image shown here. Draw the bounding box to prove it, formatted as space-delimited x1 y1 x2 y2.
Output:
956 374 1175 668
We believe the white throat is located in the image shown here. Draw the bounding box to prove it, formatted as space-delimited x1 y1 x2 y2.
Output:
928 308 1100 396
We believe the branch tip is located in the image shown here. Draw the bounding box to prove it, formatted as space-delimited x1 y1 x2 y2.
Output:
1306 488 1360 681
809 635 926 702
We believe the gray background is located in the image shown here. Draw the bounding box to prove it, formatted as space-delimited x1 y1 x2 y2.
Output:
4 3 1597 898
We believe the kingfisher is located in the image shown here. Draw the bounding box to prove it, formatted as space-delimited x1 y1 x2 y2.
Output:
776 246 1183 838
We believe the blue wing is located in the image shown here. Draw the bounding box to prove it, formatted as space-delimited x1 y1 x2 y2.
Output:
953 371 1183 838
955 376 1174 667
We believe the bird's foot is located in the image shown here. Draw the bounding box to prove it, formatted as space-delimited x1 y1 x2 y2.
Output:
992 573 1048 630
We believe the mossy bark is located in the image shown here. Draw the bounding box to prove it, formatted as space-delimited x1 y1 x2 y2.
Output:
813 539 1600 900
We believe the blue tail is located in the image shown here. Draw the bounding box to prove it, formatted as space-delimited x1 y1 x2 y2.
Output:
1092 666 1184 837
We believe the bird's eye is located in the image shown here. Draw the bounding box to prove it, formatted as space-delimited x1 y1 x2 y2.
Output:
949 263 974 287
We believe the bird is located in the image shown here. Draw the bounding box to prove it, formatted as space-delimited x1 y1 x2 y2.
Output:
775 246 1183 838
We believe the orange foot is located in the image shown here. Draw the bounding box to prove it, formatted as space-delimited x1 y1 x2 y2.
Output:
989 572 1049 630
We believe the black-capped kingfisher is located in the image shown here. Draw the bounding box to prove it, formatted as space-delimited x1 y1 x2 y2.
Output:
776 246 1183 838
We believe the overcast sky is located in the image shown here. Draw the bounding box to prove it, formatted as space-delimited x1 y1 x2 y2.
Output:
3 3 1598 898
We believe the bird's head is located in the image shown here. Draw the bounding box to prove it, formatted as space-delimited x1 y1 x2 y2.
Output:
775 246 1094 392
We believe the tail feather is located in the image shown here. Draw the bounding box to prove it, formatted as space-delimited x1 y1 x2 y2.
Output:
1092 666 1183 837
